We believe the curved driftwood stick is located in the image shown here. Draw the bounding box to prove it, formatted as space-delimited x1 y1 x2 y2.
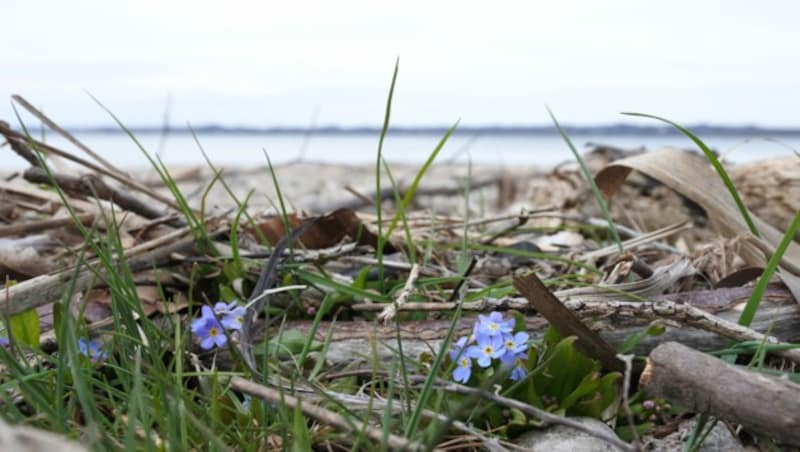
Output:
640 342 800 446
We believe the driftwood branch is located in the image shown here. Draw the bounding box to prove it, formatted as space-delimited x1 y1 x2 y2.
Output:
640 342 800 446
0 213 94 238
12 95 123 175
2 224 226 316
24 166 168 221
266 286 798 366
0 121 182 211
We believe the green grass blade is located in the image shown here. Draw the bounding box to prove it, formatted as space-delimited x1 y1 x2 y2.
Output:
548 106 622 252
375 58 400 290
381 158 416 263
738 209 800 326
384 120 460 239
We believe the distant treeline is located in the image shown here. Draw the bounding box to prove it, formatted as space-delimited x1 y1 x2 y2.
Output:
20 124 800 136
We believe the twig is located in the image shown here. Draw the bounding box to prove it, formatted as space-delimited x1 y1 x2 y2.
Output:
351 297 530 313
447 257 477 302
181 242 361 265
0 121 182 212
2 221 228 316
617 353 640 446
407 206 559 232
581 220 692 262
567 297 800 364
378 264 420 324
0 213 94 238
244 285 307 310
12 95 123 175
432 382 635 452
24 166 170 221
230 377 423 451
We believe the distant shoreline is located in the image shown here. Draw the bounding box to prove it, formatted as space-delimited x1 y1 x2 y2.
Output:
16 124 800 137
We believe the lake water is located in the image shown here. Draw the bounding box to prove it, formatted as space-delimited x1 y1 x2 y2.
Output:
4 132 798 170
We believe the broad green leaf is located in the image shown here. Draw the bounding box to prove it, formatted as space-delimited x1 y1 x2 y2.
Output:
255 329 317 358
9 308 40 349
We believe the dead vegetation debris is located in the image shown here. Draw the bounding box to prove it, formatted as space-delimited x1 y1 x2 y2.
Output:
1 102 800 451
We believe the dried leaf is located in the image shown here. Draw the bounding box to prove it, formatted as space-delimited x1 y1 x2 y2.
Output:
595 150 800 300
250 208 394 252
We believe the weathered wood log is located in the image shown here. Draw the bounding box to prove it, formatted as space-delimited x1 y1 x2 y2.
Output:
262 285 798 366
640 342 800 446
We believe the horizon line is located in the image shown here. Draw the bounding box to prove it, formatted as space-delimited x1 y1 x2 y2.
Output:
13 123 800 136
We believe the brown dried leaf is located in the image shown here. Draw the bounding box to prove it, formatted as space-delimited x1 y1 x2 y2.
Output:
595 150 800 300
250 208 394 252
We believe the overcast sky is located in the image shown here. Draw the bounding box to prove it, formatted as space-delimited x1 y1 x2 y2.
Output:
1 0 799 128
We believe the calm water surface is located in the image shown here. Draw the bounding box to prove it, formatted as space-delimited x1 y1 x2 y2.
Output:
4 133 798 170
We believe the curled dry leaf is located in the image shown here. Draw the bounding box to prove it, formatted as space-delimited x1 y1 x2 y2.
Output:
595 149 800 300
249 208 395 252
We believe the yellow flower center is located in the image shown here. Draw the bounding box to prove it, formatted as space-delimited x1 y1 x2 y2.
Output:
483 346 494 355
460 358 469 367
209 327 219 337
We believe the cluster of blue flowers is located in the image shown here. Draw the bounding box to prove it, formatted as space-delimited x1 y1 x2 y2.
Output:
78 337 107 363
191 301 247 350
450 311 529 384
2 335 107 363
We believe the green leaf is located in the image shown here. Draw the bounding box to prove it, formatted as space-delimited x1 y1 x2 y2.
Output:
52 303 64 343
739 209 800 327
618 321 666 353
560 372 601 410
255 329 317 358
9 308 40 349
385 120 460 238
294 269 392 303
616 423 654 442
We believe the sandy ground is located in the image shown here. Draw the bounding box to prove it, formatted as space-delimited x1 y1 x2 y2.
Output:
157 161 548 215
